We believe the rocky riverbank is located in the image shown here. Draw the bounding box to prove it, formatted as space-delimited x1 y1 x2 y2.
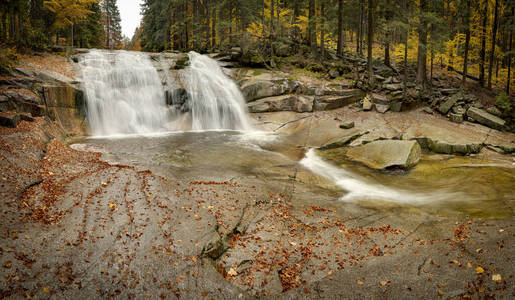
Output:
0 50 514 299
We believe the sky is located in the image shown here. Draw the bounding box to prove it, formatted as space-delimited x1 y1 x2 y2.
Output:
118 0 144 38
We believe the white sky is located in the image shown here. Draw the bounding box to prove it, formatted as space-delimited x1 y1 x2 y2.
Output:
118 0 143 38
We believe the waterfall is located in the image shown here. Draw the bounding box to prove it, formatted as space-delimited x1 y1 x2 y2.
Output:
183 52 252 131
79 50 169 136
78 50 252 136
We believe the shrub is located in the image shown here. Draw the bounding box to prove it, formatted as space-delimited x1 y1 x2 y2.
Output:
495 92 512 117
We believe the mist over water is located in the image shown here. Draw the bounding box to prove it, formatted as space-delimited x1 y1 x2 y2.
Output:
79 50 252 136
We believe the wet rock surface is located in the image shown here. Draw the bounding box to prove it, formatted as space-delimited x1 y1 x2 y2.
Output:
345 140 422 169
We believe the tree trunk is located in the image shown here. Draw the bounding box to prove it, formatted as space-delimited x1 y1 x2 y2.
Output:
507 8 514 95
367 0 374 85
488 0 499 90
461 0 471 89
403 1 408 98
357 0 363 55
384 0 391 66
360 0 364 55
308 0 317 53
479 1 488 86
416 0 427 85
337 0 344 56
211 5 216 48
320 1 326 58
270 0 275 38
261 0 265 38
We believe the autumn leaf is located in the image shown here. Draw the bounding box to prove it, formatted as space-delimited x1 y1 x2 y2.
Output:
43 287 49 293
475 266 484 274
227 267 238 276
108 203 116 209
380 281 388 286
357 280 364 285
492 274 501 282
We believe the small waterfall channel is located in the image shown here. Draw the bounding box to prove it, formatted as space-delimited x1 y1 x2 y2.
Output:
77 50 252 136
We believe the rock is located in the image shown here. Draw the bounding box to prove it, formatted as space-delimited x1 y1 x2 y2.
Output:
0 113 21 128
321 84 357 96
419 138 482 155
329 69 340 79
346 140 421 170
486 106 502 117
390 101 402 112
19 112 34 122
313 92 363 111
384 83 402 91
166 87 190 112
370 93 390 105
375 104 389 114
441 88 458 96
339 122 355 129
247 95 313 113
363 95 373 111
423 107 434 114
438 94 460 114
451 106 466 115
466 107 506 131
449 113 463 124
241 79 302 102
472 102 483 109
374 74 385 82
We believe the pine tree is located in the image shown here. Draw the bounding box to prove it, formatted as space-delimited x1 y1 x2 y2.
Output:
101 0 122 49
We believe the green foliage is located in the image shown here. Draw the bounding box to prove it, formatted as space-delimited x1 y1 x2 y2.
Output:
495 92 512 116
0 47 20 74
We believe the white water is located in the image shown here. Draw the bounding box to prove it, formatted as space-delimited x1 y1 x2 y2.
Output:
183 52 252 131
79 50 252 136
300 149 456 204
79 50 169 136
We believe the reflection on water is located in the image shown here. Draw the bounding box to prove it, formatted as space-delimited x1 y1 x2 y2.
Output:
72 131 515 218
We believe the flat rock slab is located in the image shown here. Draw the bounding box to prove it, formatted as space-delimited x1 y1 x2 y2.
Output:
346 140 422 169
467 107 506 131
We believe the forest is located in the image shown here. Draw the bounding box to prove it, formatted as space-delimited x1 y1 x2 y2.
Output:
1 0 514 96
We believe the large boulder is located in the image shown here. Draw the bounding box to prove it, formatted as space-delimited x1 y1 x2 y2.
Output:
346 140 422 170
313 89 364 111
438 93 461 114
466 107 506 131
240 79 302 102
247 95 313 113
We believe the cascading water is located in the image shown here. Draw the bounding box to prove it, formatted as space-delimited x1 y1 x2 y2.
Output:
300 149 458 204
79 50 169 136
183 52 252 131
78 50 252 136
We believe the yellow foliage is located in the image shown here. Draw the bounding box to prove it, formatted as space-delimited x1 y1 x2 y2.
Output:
43 0 99 29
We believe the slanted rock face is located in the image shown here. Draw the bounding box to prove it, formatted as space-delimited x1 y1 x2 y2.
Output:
240 78 302 102
346 140 422 170
248 95 313 113
313 89 365 111
466 107 506 131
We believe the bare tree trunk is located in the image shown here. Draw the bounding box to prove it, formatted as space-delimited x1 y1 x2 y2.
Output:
488 0 499 90
416 0 427 85
261 0 265 38
229 0 233 45
384 0 391 66
211 4 216 49
320 1 326 58
309 0 316 52
367 0 374 86
461 0 471 89
337 0 344 56
507 23 512 95
479 1 488 86
270 0 275 38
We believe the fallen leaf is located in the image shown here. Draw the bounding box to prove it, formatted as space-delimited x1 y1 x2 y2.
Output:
43 287 49 293
108 203 116 209
227 267 237 276
475 266 484 274
380 281 387 286
357 280 363 285
492 274 501 282
438 290 444 296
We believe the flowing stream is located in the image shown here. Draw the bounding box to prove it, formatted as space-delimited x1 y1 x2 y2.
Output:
74 50 514 218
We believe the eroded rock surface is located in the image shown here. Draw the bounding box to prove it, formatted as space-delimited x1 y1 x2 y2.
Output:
345 140 421 169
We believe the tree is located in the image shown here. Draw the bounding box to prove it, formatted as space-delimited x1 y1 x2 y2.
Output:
367 0 374 85
416 0 428 85
487 0 499 90
337 0 344 56
101 0 121 49
43 0 98 47
461 0 471 88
